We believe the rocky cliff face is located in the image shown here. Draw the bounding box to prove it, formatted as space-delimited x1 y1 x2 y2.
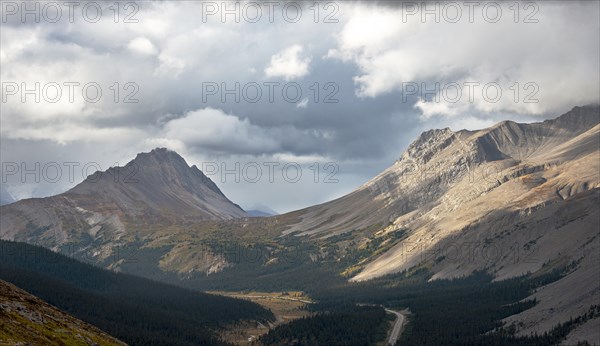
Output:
283 105 599 242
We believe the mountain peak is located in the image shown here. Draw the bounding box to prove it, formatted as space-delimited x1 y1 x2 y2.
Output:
145 147 179 158
67 148 247 220
402 127 456 164
545 104 600 132
131 147 187 168
472 105 600 161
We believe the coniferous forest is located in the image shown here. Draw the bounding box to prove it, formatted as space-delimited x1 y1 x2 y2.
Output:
0 240 274 346
260 305 391 346
252 264 594 346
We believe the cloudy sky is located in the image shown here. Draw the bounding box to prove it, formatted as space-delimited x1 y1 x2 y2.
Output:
1 0 599 213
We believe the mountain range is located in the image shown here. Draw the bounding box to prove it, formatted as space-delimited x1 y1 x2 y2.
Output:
1 104 599 343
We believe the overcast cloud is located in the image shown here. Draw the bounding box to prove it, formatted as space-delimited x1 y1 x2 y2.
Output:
1 1 599 212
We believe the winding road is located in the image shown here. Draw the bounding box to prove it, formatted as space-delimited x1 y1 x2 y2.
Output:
385 308 407 346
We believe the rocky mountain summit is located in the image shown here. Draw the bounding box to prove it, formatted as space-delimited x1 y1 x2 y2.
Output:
0 148 247 253
283 105 599 241
68 148 246 220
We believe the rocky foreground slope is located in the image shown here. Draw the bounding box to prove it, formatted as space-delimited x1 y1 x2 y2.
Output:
0 279 125 345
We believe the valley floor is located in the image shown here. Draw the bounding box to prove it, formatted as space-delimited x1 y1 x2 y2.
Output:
209 291 313 345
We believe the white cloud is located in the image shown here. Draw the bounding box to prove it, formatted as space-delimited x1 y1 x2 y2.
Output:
156 107 333 157
415 99 462 118
265 45 311 81
325 6 407 61
143 137 186 153
329 2 600 117
127 37 158 56
0 26 39 64
163 108 281 155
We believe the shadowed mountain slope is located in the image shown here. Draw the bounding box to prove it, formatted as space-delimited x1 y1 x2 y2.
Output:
0 279 126 346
